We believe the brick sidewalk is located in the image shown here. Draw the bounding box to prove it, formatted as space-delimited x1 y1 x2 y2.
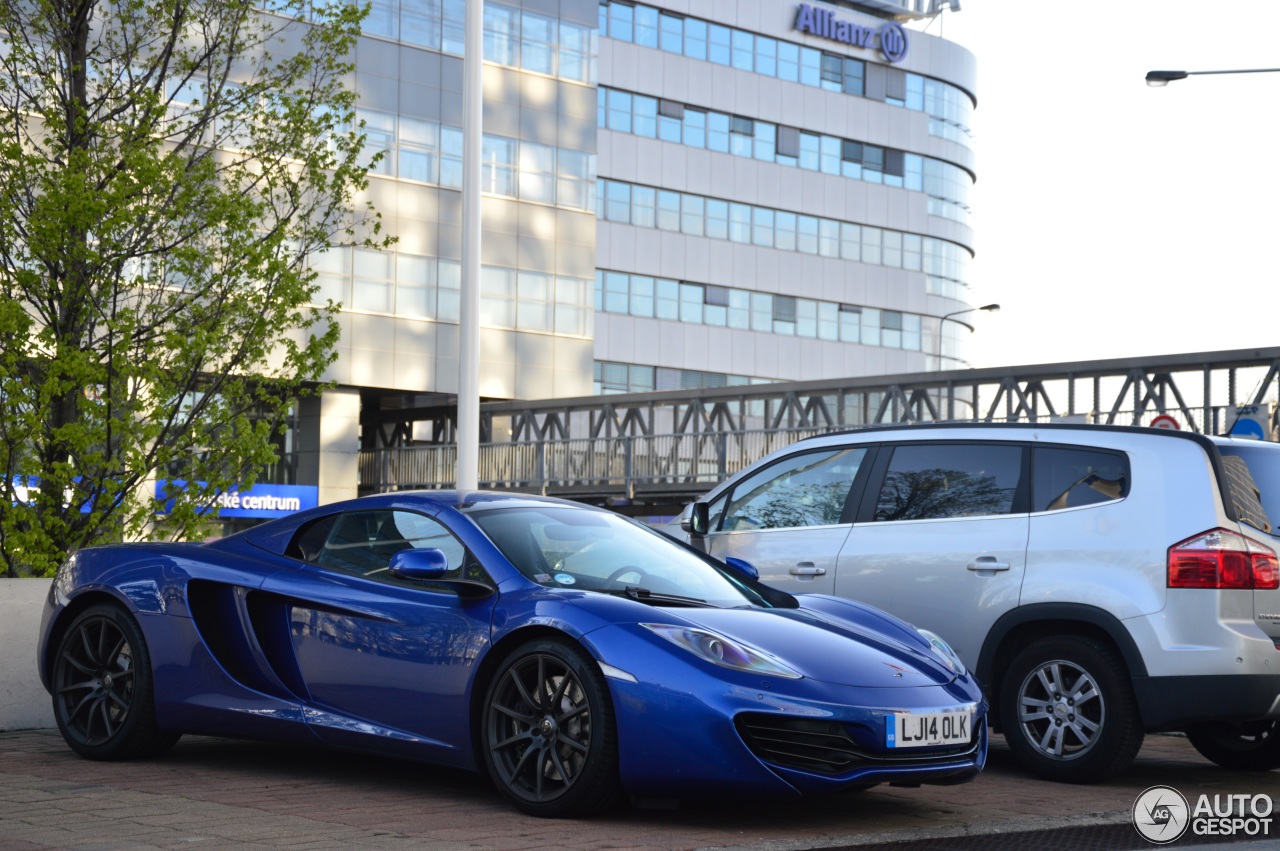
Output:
0 729 1276 850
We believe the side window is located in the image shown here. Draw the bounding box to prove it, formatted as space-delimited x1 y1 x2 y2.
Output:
874 443 1022 521
704 491 728 532
1032 446 1129 512
721 447 867 531
287 509 486 588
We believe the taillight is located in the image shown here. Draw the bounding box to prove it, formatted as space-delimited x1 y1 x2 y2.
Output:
1168 529 1280 589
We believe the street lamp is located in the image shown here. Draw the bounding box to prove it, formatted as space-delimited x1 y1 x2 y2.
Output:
936 303 999 370
1146 68 1280 87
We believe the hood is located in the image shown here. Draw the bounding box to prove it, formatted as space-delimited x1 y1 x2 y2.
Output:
672 607 955 688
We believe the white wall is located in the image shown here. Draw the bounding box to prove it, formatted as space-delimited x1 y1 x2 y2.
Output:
1 579 55 730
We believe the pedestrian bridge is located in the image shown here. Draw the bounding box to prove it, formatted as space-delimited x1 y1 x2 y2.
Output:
358 346 1280 513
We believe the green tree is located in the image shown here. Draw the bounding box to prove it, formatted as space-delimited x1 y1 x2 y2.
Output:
0 0 384 576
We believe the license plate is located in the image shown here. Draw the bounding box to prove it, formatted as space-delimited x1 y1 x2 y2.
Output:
886 709 973 748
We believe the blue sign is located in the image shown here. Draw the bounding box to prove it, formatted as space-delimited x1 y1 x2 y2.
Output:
9 476 93 512
1229 418 1267 440
794 4 909 63
156 480 319 519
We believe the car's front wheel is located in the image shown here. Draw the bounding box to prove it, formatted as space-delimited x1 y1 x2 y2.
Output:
999 635 1143 782
481 638 622 817
1187 720 1280 770
51 603 180 760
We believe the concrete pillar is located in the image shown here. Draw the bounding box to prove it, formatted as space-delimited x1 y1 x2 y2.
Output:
297 387 361 506
1 579 55 730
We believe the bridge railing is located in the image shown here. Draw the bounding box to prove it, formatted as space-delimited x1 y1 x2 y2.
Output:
359 427 835 496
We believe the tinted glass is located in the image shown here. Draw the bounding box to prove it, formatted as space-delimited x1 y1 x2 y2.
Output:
721 448 866 531
290 509 484 588
1218 444 1280 535
469 505 766 607
875 443 1022 521
1032 446 1129 512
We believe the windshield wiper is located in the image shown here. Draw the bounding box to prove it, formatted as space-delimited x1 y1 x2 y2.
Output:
617 586 711 607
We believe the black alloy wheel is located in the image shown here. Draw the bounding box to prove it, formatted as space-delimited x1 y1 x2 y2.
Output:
52 604 180 760
482 639 621 817
1188 720 1280 771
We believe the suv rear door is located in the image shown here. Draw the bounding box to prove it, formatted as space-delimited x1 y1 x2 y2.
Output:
834 440 1031 669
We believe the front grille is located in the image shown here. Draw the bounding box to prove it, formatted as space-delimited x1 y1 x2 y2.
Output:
735 714 980 776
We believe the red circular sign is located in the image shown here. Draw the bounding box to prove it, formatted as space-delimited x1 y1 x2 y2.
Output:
1150 415 1180 430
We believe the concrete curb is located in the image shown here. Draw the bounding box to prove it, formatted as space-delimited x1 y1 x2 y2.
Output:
1 578 54 731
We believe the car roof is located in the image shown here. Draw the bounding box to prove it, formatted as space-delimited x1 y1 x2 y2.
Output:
789 421 1223 449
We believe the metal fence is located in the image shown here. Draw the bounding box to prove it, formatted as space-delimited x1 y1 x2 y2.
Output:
360 427 833 497
359 347 1280 501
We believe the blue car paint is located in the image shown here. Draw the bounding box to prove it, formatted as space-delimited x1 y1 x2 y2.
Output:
38 490 987 802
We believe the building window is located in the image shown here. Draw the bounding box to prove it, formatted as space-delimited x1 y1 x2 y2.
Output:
483 3 519 66
481 136 518 197
521 10 557 75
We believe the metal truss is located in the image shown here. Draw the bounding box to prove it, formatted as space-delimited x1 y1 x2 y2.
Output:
359 347 1280 500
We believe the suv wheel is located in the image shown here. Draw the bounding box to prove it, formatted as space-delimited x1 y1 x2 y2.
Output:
1187 720 1280 771
1000 635 1143 782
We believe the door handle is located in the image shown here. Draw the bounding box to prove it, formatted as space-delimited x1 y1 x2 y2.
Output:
966 556 1010 572
789 563 827 576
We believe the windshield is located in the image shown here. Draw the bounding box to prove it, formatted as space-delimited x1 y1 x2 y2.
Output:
468 505 769 607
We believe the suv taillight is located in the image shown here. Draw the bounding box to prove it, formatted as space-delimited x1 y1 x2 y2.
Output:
1168 528 1280 589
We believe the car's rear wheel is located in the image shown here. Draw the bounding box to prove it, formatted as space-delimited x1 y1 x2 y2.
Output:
1187 720 1280 770
52 604 180 760
482 638 621 817
1000 635 1143 782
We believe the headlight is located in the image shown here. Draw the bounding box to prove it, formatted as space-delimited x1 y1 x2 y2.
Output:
641 623 802 679
917 628 966 676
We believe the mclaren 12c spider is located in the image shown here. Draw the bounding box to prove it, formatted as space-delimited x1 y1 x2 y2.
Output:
38 491 986 816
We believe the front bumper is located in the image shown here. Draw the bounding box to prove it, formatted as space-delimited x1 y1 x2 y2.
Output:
586 625 987 799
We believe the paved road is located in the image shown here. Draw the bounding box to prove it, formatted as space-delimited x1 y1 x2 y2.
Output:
1 728 1278 850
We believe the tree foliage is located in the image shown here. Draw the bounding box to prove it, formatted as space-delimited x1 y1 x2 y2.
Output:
0 0 383 576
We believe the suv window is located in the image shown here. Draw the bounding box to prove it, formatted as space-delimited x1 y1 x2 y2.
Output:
873 442 1023 521
1032 446 1129 512
1217 444 1280 535
720 447 867 531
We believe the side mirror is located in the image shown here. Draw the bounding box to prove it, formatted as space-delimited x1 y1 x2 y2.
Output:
388 548 449 580
723 557 759 581
684 503 710 536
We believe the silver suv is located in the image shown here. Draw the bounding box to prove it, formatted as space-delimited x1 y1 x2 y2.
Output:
671 423 1280 782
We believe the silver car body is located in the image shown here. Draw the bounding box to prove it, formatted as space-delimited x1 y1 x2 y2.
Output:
670 423 1280 780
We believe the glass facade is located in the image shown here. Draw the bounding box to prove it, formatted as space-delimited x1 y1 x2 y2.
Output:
311 247 593 339
598 86 970 223
597 179 971 299
597 0 973 148
595 270 923 352
354 0 598 84
594 360 771 395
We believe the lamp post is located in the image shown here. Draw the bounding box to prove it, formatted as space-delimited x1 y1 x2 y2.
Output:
1146 68 1280 87
936 303 999 370
456 0 482 493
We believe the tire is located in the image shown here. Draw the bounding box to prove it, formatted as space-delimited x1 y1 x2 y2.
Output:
481 638 622 817
999 635 1143 783
51 604 181 760
1187 720 1280 771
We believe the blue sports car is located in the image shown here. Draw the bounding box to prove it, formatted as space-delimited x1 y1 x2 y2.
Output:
38 492 986 816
